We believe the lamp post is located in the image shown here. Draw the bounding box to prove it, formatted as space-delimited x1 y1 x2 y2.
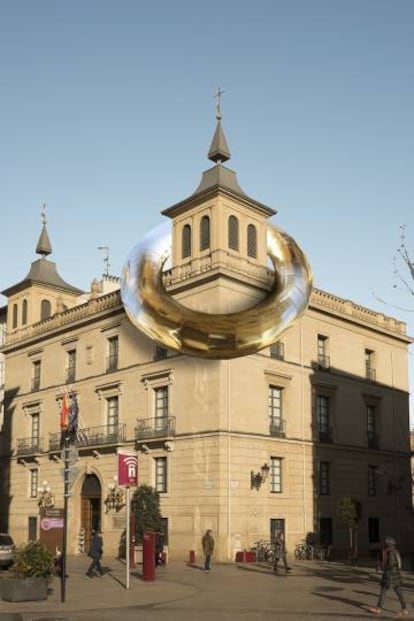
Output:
250 463 270 490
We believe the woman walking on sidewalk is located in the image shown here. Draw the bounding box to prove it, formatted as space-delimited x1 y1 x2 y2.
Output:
367 536 407 616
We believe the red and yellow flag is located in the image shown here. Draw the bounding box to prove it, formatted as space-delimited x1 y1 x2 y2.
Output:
60 389 69 429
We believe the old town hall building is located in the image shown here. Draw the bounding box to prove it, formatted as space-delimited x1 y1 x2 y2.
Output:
0 116 412 561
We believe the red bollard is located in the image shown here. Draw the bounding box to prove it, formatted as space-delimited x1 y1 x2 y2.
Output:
189 550 196 564
142 532 156 581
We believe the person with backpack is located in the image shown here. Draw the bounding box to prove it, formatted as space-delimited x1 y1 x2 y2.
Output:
367 536 407 616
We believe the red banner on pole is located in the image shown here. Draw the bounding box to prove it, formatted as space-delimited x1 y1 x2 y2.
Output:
118 451 138 486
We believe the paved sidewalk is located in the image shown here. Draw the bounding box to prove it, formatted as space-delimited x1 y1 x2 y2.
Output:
1 557 413 620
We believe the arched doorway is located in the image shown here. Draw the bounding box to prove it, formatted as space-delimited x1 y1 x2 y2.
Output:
81 474 102 554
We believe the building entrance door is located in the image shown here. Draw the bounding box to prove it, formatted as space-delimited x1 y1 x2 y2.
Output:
80 474 102 554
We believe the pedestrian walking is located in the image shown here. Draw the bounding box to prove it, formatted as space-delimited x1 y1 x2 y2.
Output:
367 536 407 616
273 531 291 574
86 530 105 578
202 529 214 572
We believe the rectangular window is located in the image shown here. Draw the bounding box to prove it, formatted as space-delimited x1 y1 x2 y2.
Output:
365 349 376 380
106 396 119 433
31 360 41 391
270 341 284 360
270 457 282 493
155 457 167 493
317 335 329 369
268 385 283 434
317 395 331 442
106 336 119 372
154 386 168 431
319 462 330 495
367 405 378 448
30 468 38 498
368 517 380 544
31 413 40 445
66 349 76 384
368 465 377 497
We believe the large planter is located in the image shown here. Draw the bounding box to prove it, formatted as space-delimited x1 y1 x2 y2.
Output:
1 577 48 602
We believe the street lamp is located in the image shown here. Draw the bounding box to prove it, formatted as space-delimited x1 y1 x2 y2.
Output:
38 480 55 508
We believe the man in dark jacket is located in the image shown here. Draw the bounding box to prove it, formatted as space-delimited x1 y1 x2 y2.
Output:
86 530 105 578
202 529 214 572
367 536 407 616
273 531 291 573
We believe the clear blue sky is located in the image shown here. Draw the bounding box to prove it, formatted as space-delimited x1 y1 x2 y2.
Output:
1 0 413 413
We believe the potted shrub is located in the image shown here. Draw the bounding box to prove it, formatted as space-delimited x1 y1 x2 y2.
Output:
1 540 54 602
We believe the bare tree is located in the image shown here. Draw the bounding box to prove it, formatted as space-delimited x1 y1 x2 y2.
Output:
393 225 414 298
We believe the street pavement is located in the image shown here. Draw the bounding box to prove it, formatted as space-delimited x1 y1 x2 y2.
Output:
1 555 414 621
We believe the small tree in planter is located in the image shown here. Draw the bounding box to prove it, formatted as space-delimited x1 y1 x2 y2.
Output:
2 540 54 602
131 485 163 544
337 497 362 565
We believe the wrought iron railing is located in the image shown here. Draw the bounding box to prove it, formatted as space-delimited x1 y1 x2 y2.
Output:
16 437 43 456
135 416 176 440
48 423 126 451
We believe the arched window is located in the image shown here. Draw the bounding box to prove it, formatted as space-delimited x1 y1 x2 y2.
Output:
182 224 192 259
22 299 28 325
247 224 257 258
228 215 239 251
200 215 210 251
40 299 51 321
12 303 18 329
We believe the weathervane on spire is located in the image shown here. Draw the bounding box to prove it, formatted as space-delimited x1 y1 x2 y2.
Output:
41 203 47 225
214 87 225 120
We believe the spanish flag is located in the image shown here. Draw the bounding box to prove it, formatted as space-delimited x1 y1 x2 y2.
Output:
60 389 69 429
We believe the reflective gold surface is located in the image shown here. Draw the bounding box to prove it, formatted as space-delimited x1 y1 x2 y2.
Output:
121 221 313 359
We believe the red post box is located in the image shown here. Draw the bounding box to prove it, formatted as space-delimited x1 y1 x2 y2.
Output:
142 532 156 581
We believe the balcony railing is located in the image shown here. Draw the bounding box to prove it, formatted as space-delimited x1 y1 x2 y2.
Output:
318 354 330 370
31 378 41 392
16 437 43 456
48 423 126 451
318 427 333 443
135 416 176 441
366 366 376 381
269 419 286 437
367 434 379 449
106 355 118 373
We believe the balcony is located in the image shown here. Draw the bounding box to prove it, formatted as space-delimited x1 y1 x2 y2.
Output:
48 423 126 452
318 427 333 443
317 355 330 370
16 437 43 456
366 366 376 381
135 416 176 441
269 419 286 438
367 434 379 449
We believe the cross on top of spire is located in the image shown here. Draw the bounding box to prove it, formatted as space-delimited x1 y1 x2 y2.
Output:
214 87 225 120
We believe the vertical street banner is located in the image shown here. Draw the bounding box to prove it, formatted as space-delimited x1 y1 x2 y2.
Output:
118 450 138 486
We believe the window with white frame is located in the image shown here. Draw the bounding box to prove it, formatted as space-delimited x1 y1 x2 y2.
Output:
30 468 38 498
319 461 330 495
154 386 168 431
270 457 282 493
269 385 283 433
155 456 167 493
106 396 119 433
31 413 40 446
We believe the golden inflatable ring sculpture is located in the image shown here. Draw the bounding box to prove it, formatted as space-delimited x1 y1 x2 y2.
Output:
121 221 313 359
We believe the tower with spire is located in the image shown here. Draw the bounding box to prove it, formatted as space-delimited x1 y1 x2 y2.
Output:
1 206 83 334
161 91 276 313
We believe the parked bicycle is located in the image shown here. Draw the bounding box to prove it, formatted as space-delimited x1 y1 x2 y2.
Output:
294 541 314 560
250 539 275 563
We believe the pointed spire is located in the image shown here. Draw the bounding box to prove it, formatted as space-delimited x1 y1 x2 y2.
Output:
35 203 52 258
208 87 231 164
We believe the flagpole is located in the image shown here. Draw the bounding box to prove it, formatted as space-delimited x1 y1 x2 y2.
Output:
61 428 70 603
126 486 130 589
